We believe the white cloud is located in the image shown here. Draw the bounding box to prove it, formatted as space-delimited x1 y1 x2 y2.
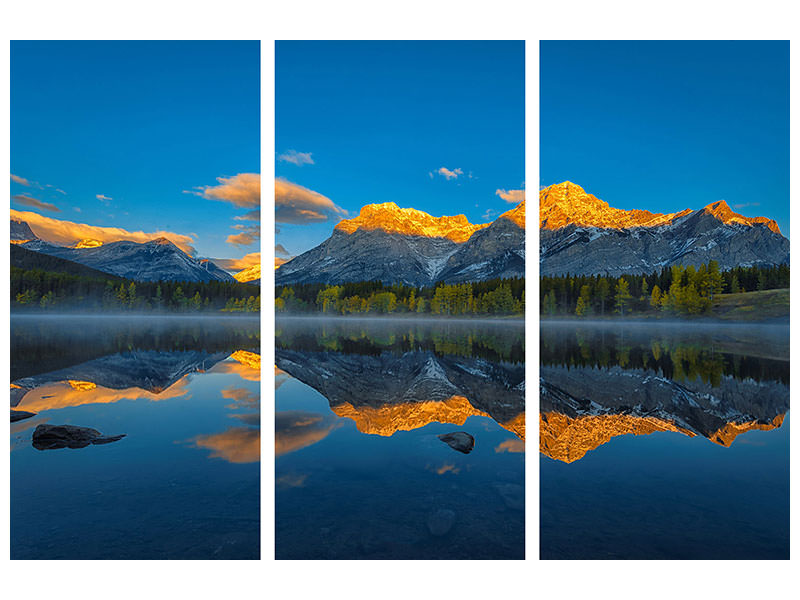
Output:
278 150 314 166
434 167 464 181
96 194 113 203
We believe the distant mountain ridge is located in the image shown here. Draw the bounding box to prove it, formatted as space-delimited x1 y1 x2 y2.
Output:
12 226 234 283
540 182 789 276
276 200 525 286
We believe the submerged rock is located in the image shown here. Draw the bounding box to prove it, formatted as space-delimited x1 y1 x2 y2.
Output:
32 424 126 450
438 431 475 454
427 508 456 537
11 410 36 423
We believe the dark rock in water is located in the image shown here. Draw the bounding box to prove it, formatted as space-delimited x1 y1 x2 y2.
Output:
427 509 456 537
32 424 126 450
438 431 475 454
494 483 524 510
11 410 36 423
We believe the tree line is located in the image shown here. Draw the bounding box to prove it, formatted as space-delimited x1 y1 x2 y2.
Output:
275 277 524 316
12 266 260 312
541 262 789 317
541 332 789 386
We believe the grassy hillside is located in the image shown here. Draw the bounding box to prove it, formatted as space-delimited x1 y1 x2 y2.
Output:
711 288 790 321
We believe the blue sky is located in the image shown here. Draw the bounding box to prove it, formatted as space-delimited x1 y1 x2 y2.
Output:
275 41 525 256
11 41 260 268
541 41 790 237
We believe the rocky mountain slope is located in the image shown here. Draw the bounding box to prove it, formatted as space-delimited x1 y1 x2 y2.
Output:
18 232 234 283
11 219 38 243
276 201 525 286
540 182 789 276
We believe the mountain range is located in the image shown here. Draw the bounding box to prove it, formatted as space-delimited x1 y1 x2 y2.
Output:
11 219 236 283
540 182 789 276
276 200 525 286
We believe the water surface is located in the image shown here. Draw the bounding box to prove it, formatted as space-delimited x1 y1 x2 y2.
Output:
10 315 260 560
275 317 525 559
540 321 789 559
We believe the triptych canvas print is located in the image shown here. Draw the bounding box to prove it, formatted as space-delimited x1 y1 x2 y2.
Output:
8 39 789 562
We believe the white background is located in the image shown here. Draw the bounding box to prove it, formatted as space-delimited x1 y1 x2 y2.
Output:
1 1 797 598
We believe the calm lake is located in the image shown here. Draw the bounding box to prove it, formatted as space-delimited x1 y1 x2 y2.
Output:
10 315 260 560
275 317 525 559
540 321 789 560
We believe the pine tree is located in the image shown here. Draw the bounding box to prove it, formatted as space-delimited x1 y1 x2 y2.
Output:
597 278 610 315
614 278 632 316
650 284 662 309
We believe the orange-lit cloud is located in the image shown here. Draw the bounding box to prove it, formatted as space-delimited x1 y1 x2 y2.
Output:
276 473 308 488
496 188 525 204
193 427 260 463
495 438 525 453
213 252 261 272
96 194 113 203
435 463 460 475
222 386 259 410
10 209 197 255
227 224 260 247
12 194 60 212
275 178 347 224
275 410 336 456
190 173 260 209
15 377 192 413
278 150 314 166
11 174 32 186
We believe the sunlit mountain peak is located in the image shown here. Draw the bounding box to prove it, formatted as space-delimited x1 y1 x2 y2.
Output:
234 263 261 282
539 181 782 234
701 199 781 234
74 238 103 248
335 202 490 243
539 181 690 230
500 199 526 229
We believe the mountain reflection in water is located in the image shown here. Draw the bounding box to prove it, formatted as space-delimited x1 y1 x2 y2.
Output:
540 323 789 462
540 322 789 560
276 318 525 560
10 316 260 560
